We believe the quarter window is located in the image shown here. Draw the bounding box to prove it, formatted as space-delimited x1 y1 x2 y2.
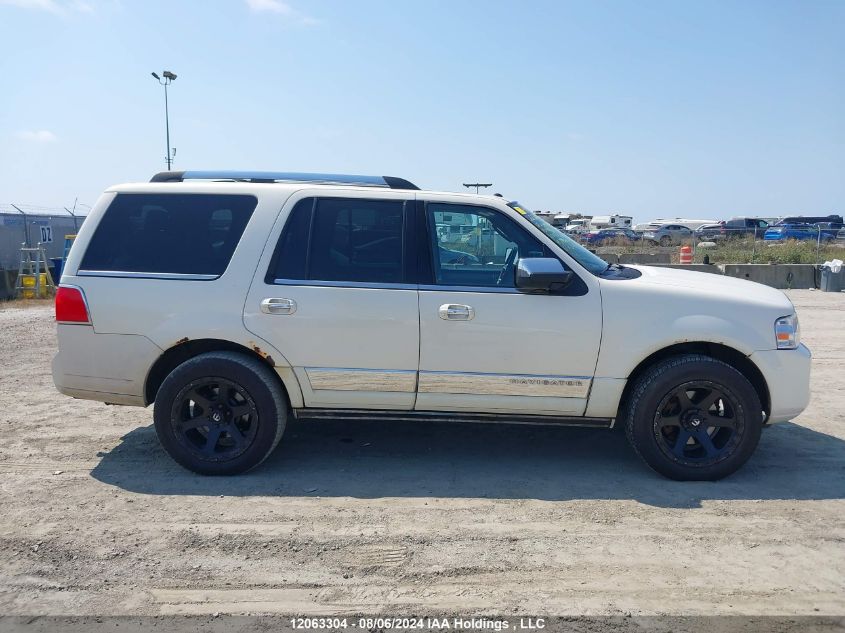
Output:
79 193 257 276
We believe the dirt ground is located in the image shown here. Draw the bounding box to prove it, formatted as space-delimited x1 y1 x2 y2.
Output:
0 290 843 618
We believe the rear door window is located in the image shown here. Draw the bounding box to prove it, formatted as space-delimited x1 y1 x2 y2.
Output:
270 197 408 284
80 193 257 277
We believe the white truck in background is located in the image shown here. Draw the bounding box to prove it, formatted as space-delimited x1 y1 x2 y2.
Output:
589 215 633 230
564 218 592 234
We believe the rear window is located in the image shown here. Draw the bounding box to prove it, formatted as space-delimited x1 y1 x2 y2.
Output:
80 193 257 277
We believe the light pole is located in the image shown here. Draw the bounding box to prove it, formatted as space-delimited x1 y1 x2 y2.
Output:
463 182 492 194
151 70 177 170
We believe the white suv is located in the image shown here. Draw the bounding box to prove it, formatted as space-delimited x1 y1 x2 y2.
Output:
52 171 811 480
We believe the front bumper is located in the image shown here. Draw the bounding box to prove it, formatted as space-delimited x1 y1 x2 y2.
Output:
749 343 812 424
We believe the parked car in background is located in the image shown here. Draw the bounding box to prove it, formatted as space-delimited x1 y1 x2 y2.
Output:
642 224 694 246
694 223 726 241
777 215 843 230
582 228 642 245
723 217 770 238
763 223 836 243
837 228 845 242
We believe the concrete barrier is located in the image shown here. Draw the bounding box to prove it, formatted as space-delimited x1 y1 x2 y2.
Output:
619 252 671 264
721 264 816 289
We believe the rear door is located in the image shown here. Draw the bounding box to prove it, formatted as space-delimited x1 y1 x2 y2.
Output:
244 191 420 409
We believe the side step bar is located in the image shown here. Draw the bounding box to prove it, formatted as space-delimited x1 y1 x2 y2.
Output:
292 408 613 428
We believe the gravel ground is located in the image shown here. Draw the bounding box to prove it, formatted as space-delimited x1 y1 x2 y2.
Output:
0 290 843 618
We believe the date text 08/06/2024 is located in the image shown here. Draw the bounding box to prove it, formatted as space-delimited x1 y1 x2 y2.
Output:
289 617 547 630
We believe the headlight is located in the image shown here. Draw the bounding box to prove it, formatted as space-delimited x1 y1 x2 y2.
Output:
775 314 800 350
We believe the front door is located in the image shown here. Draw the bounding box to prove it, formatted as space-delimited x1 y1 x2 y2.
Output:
415 199 603 416
244 192 419 409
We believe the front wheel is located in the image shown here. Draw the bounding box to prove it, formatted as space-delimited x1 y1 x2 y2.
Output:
153 351 287 475
623 354 763 481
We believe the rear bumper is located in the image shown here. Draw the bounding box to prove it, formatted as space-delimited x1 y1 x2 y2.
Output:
52 325 162 406
750 344 812 423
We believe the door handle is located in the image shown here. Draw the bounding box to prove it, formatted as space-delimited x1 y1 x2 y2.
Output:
439 303 475 321
260 297 297 315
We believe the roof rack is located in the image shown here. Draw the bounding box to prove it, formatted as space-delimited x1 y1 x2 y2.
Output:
150 170 419 190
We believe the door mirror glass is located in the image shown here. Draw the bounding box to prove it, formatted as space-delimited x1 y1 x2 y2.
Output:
515 258 573 293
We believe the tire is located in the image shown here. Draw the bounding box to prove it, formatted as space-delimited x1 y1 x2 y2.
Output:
623 354 763 481
153 351 287 475
659 236 671 246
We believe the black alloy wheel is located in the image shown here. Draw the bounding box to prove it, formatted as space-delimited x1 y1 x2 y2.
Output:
154 351 287 475
171 377 260 462
653 381 743 466
624 354 763 480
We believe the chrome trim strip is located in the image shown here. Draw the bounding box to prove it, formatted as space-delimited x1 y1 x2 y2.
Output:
271 279 523 293
274 279 417 291
77 270 218 281
305 368 417 393
419 284 520 294
418 370 592 398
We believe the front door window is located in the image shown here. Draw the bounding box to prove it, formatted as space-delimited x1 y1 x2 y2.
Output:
427 204 546 288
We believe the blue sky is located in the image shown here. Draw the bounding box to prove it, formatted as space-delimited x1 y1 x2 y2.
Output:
1 0 842 222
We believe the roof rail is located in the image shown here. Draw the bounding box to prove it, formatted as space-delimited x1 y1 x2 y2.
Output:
150 170 419 190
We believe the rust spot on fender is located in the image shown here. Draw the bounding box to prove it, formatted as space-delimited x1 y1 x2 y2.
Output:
249 341 275 367
174 337 189 346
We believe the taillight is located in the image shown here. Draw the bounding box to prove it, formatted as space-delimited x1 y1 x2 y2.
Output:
55 286 91 324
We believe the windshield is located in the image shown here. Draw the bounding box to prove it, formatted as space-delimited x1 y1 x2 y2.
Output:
508 202 609 275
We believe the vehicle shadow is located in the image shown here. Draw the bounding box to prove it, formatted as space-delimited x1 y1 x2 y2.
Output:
90 418 845 508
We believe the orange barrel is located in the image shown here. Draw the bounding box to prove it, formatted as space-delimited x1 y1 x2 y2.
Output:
679 245 693 265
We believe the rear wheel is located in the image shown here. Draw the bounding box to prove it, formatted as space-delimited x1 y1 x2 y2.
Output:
659 235 671 246
623 354 763 480
153 351 287 475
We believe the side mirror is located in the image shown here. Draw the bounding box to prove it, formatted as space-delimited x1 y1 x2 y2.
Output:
515 258 573 293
